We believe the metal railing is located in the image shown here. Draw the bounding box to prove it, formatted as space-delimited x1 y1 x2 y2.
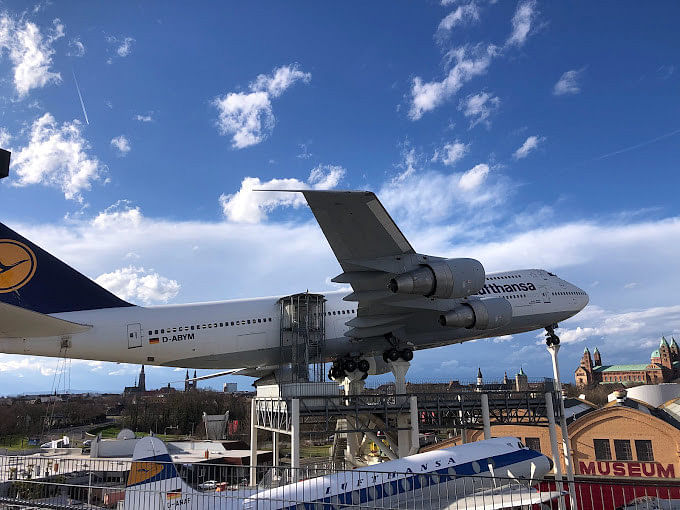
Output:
0 454 678 509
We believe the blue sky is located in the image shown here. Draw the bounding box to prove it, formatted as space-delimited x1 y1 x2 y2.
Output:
0 1 679 395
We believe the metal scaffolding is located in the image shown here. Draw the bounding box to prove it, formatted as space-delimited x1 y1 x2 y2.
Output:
278 292 326 384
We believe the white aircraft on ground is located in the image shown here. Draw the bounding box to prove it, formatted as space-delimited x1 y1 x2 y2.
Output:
125 435 562 509
0 177 588 381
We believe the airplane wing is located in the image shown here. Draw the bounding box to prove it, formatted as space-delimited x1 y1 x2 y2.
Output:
301 190 444 341
445 484 565 510
301 190 414 270
0 302 91 338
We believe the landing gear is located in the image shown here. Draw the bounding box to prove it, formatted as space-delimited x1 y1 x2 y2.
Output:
382 348 413 363
545 324 560 346
328 356 371 381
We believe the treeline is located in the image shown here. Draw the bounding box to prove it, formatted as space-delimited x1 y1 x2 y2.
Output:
122 391 250 437
0 397 110 438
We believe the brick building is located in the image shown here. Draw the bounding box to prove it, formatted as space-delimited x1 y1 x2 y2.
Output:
432 390 680 483
575 337 680 387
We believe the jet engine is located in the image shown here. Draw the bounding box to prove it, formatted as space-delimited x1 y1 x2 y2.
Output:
439 297 512 330
388 258 485 299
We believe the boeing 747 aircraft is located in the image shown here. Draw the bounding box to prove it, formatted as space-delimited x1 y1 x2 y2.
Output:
0 187 588 381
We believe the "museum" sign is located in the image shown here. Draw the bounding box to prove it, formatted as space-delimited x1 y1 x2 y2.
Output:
579 461 676 478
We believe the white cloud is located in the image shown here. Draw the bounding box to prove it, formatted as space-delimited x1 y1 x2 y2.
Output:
95 266 180 305
219 164 345 223
458 163 489 190
92 200 142 229
105 35 134 63
0 14 64 97
409 44 497 120
68 37 85 57
379 163 503 227
554 304 680 352
110 135 131 155
0 127 11 147
553 69 583 96
513 135 545 159
505 0 537 47
459 91 500 128
117 37 134 57
623 282 638 289
135 114 153 122
438 3 480 33
213 64 311 149
432 140 469 167
11 113 103 201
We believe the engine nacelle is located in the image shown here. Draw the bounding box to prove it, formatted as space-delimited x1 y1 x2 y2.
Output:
439 297 512 330
388 258 485 299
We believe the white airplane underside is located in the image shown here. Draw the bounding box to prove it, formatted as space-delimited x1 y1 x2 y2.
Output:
0 190 588 380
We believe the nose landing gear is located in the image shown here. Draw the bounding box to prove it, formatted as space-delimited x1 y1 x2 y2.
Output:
545 324 560 347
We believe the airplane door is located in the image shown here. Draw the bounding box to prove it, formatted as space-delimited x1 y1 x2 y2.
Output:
127 323 142 348
539 286 551 303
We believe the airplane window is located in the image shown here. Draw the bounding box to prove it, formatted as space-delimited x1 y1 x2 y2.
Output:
208 324 212 328
342 310 345 314
129 333 134 338
161 329 164 334
202 325 206 329
191 326 194 330
148 330 152 335
258 319 262 323
173 328 177 332
235 321 239 325
155 330 158 334
220 322 223 327
179 327 183 331
231 322 234 326
247 320 251 324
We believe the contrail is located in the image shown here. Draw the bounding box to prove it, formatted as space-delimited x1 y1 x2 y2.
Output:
72 69 89 125
595 127 680 160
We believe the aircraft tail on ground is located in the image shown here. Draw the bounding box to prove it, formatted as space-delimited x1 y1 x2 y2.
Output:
0 221 133 314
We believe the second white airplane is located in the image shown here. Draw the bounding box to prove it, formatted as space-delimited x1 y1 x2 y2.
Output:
0 190 588 381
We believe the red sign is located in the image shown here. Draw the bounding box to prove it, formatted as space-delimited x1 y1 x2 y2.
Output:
579 461 676 478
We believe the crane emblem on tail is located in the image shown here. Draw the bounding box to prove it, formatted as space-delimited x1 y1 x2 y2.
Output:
0 240 36 293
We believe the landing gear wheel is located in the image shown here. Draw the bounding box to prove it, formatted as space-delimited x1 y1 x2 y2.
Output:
400 348 414 361
343 359 357 373
329 366 345 380
357 359 370 373
387 348 401 362
545 325 561 346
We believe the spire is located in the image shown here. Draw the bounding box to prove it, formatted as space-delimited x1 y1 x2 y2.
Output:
583 347 590 354
477 367 483 379
519 366 525 375
593 347 599 353
660 336 669 348
672 337 679 348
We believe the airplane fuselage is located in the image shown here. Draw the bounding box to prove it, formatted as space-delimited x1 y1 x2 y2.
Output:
0 269 588 371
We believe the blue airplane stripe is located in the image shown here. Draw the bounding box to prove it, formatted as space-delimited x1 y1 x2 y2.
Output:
284 449 544 510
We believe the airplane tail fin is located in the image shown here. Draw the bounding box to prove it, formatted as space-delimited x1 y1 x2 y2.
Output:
0 221 133 314
125 437 197 509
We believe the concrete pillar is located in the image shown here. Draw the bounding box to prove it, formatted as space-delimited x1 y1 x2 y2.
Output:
545 392 565 510
389 361 410 394
481 393 491 440
548 343 577 510
290 398 300 471
249 398 258 487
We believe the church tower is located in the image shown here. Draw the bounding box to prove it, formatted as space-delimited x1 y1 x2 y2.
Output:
593 347 602 367
138 365 146 392
670 338 679 362
581 347 593 370
515 367 528 391
659 337 672 370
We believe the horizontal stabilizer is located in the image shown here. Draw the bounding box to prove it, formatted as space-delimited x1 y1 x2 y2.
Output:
0 302 91 338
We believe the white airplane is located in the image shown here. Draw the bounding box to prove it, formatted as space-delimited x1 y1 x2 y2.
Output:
0 187 588 381
125 435 562 509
